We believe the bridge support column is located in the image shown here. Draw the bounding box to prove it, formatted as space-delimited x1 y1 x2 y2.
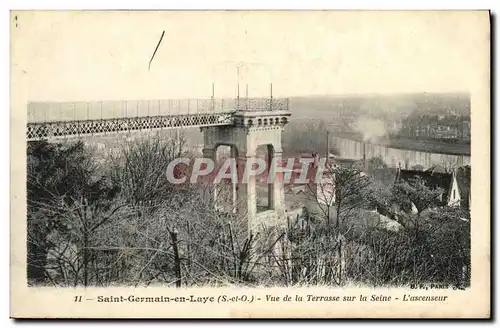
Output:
201 107 291 234
236 152 257 224
231 146 238 213
202 147 217 207
268 149 286 217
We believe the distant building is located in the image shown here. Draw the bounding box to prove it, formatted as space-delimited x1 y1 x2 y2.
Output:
394 165 470 209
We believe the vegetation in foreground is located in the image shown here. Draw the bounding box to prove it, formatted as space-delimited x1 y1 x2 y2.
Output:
27 133 470 287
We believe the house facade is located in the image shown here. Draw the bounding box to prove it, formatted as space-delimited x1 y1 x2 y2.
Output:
394 165 470 210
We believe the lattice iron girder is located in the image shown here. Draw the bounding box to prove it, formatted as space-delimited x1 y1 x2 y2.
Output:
26 113 235 140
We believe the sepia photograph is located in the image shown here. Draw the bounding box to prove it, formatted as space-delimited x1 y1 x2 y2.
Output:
10 10 490 318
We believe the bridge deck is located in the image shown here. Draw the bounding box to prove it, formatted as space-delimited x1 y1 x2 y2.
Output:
27 112 236 141
27 98 290 140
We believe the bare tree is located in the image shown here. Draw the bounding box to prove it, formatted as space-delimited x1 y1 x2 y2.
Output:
27 140 122 286
108 131 190 208
27 133 470 288
330 164 371 230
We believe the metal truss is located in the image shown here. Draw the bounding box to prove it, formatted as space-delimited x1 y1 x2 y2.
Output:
26 97 290 140
27 112 235 141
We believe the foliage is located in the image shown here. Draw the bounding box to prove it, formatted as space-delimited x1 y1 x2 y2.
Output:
411 164 425 171
366 156 396 186
392 176 443 215
343 206 470 286
364 181 393 213
27 140 120 285
331 164 371 229
302 157 470 287
27 136 470 288
107 133 190 207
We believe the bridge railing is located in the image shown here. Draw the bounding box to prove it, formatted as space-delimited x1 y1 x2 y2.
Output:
27 97 290 123
235 98 289 111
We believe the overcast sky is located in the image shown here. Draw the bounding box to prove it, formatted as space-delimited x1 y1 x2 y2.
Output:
11 11 489 101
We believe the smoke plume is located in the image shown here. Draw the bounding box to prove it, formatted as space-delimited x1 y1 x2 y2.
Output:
352 117 388 142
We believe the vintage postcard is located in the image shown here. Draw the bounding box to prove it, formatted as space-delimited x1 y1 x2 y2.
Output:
10 10 490 318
